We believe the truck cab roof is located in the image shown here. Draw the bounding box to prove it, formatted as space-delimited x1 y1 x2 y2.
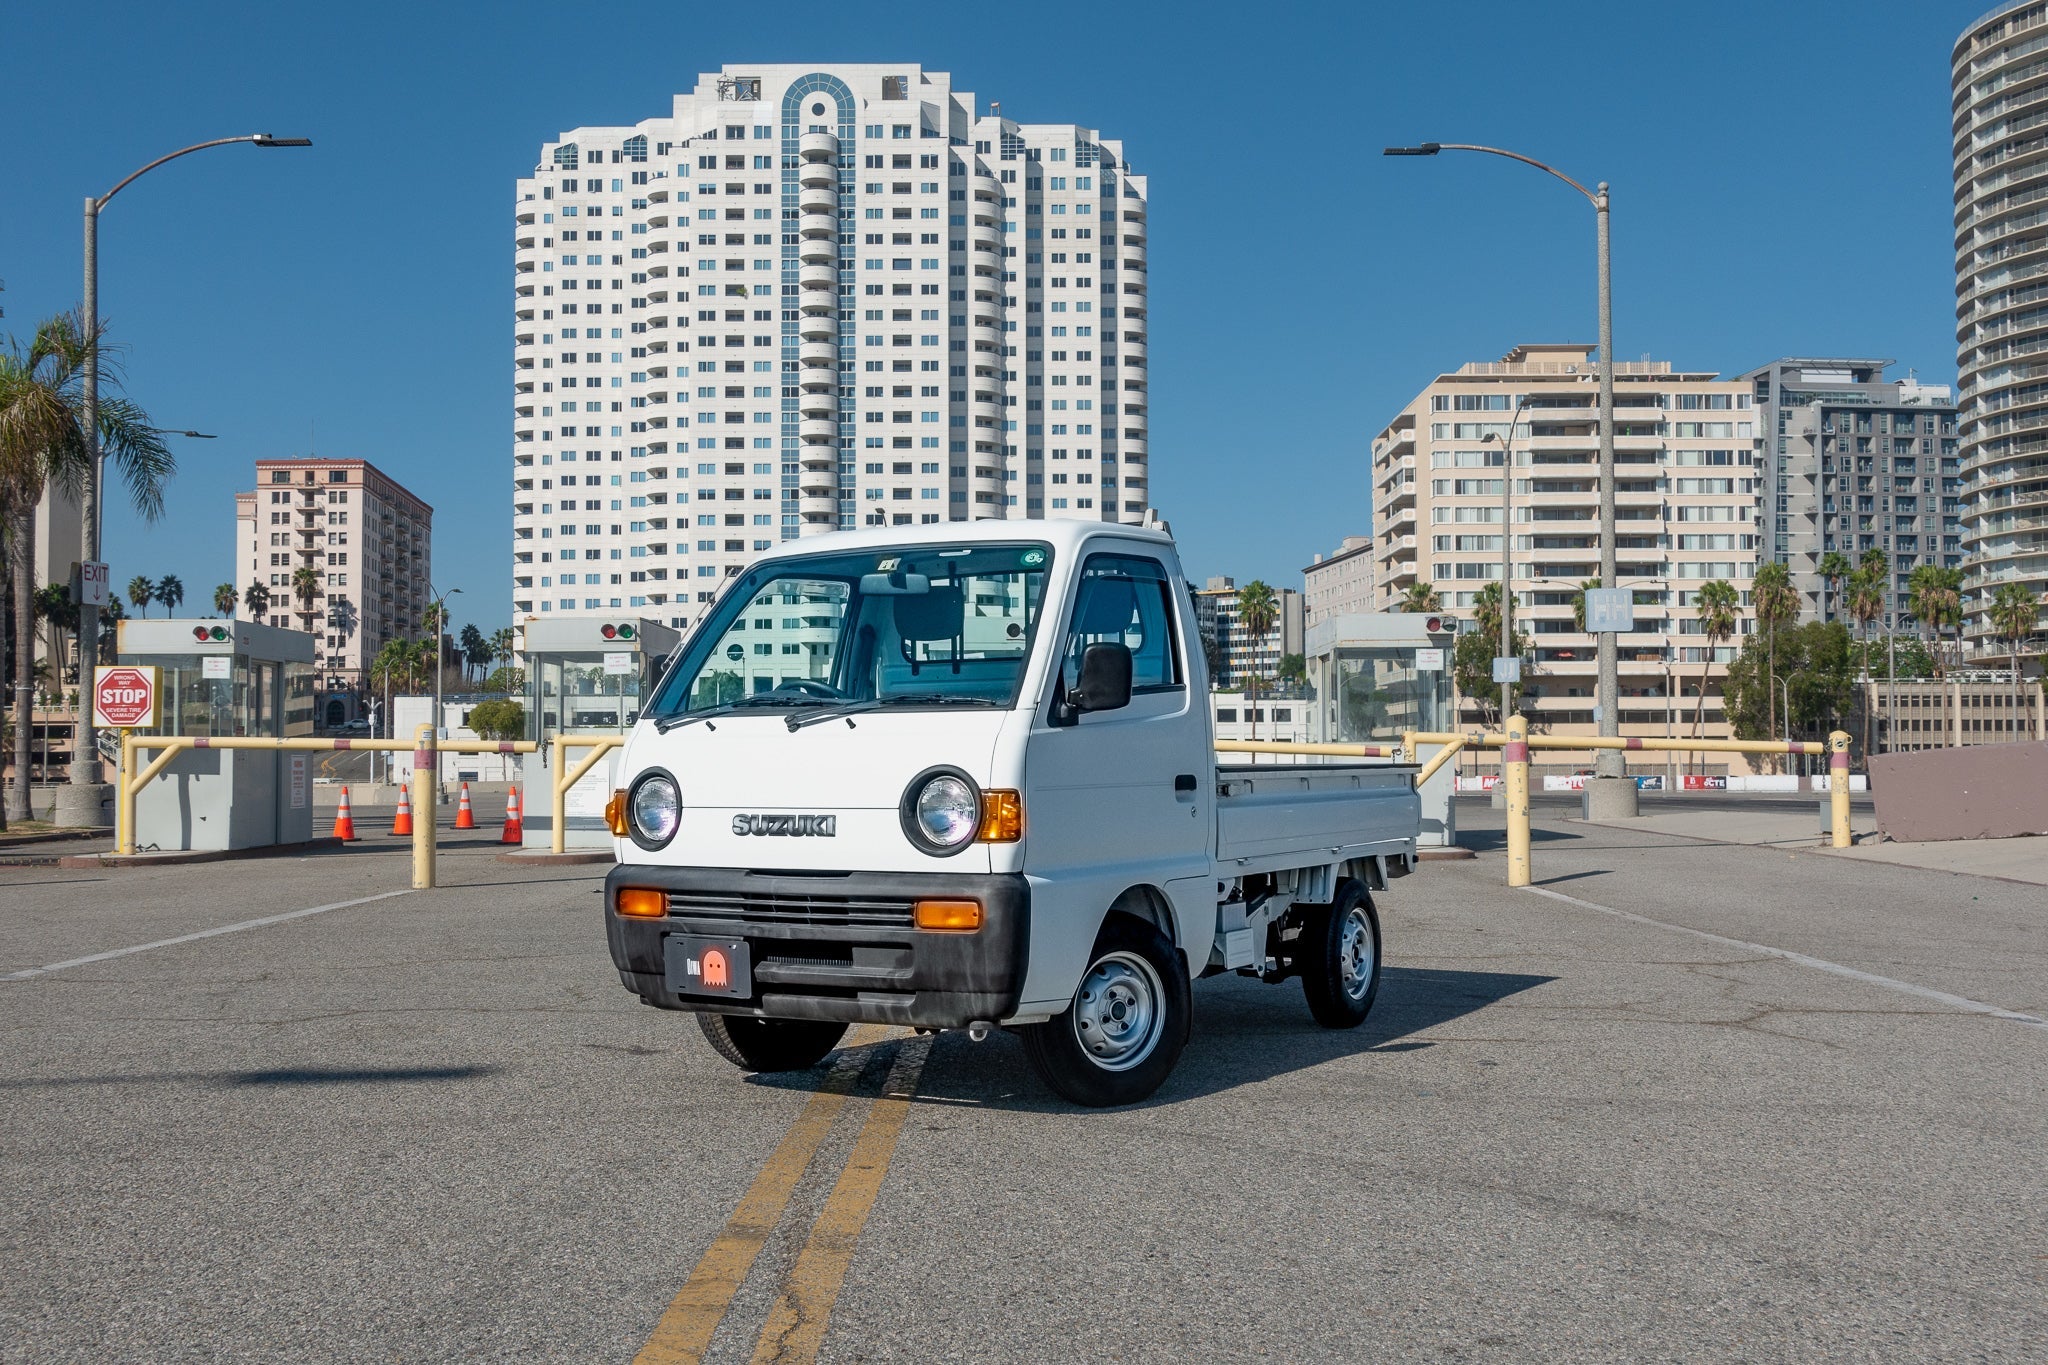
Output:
745 518 1176 567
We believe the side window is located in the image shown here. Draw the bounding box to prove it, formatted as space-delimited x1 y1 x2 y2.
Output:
1064 554 1182 692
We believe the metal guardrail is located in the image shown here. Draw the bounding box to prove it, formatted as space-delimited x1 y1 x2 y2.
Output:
1217 727 1854 886
117 729 538 887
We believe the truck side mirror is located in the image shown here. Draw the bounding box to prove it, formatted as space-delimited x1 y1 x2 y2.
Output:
1070 642 1133 714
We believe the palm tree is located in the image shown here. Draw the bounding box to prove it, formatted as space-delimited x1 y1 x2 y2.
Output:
1751 562 1800 744
0 310 173 828
1398 582 1441 614
1568 577 1602 632
243 581 271 621
1989 581 2041 738
371 637 429 694
490 626 515 663
1236 580 1278 742
1690 580 1740 773
213 581 237 618
1908 564 1964 678
1817 551 1850 622
155 574 184 617
460 623 490 683
290 564 320 622
1846 568 1886 758
126 575 155 617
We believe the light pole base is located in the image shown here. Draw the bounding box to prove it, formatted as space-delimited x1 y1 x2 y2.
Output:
1583 774 1640 821
52 782 116 830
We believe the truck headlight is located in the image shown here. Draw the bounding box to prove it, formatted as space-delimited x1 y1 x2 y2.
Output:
901 767 980 856
628 770 681 850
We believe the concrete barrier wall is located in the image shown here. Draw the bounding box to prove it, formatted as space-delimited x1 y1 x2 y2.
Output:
1869 741 2048 842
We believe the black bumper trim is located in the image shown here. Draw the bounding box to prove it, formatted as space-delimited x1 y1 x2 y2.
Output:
604 866 1029 1030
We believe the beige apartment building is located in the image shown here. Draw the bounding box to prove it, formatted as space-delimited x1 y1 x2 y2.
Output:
1372 344 1757 749
1303 534 1373 626
235 459 433 690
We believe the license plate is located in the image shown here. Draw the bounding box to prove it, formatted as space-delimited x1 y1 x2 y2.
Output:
666 935 753 998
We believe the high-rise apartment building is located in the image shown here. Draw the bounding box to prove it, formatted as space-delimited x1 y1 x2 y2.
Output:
512 64 1151 638
1303 535 1374 626
1190 576 1304 689
1954 4 2048 658
235 458 433 688
1371 344 1756 742
1738 357 1959 626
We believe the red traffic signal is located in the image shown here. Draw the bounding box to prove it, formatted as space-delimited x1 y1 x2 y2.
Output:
1424 615 1458 635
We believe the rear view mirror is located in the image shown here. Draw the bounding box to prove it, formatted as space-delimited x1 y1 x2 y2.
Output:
1070 642 1132 714
859 571 930 595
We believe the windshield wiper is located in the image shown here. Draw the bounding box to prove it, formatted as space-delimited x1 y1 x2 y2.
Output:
655 696 832 733
786 692 999 731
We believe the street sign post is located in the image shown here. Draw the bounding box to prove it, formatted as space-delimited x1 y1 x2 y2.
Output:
93 665 159 730
1492 656 1523 684
1584 587 1634 634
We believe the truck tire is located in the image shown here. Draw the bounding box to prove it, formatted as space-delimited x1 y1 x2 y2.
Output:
1022 916 1190 1107
696 1014 849 1072
1298 880 1381 1029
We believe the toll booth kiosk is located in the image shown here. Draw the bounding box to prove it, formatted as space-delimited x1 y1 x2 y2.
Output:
120 619 318 852
522 616 680 848
1305 612 1459 847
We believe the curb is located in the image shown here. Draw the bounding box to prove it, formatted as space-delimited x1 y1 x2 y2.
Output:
1418 847 1477 861
0 828 111 851
495 849 616 866
60 837 346 869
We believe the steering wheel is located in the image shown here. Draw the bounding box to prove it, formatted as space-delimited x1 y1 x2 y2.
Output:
771 678 845 699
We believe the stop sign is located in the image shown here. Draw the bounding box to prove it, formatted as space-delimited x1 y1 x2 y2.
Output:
93 665 160 728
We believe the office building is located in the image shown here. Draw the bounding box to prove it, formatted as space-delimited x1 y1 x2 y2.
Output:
1303 535 1373 626
1954 4 2048 659
513 64 1151 637
235 458 433 689
1737 357 1959 626
1190 576 1304 690
1370 343 1755 744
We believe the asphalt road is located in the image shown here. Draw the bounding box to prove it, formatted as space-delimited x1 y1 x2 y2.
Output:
2 808 2043 1362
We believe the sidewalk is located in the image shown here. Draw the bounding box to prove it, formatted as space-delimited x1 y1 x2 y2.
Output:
1577 807 2048 886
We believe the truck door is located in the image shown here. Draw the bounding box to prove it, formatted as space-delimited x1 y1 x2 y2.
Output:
1023 551 1215 984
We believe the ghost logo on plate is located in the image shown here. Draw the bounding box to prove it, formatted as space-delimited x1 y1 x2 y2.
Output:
700 948 730 991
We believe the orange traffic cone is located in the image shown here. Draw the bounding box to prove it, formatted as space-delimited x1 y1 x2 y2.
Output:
454 781 476 830
500 786 524 845
332 787 359 841
392 784 414 837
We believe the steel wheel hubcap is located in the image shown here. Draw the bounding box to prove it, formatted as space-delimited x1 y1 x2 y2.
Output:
1339 907 1374 1001
1072 950 1164 1072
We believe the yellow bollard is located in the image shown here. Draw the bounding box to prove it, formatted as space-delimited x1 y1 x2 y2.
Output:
1829 729 1853 849
412 723 436 889
1505 713 1531 888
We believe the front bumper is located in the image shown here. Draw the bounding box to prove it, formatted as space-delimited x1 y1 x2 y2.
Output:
604 865 1030 1029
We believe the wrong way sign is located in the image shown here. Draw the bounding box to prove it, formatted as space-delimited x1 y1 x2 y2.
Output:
93 665 160 729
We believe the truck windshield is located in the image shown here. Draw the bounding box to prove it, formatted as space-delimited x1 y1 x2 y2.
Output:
647 542 1054 719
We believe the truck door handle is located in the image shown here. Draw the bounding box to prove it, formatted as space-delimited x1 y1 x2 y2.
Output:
1174 774 1198 793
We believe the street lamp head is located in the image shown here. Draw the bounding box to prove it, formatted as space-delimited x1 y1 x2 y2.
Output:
251 135 313 148
1382 144 1442 157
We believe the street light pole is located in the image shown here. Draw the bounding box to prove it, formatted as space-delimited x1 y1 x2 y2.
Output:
1385 142 1633 815
69 134 310 821
427 585 461 804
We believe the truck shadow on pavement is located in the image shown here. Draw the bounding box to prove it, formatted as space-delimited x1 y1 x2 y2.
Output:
0 1064 497 1091
764 965 1556 1112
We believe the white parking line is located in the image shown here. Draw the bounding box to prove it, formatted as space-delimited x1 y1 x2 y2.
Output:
1524 884 2048 1033
0 891 415 981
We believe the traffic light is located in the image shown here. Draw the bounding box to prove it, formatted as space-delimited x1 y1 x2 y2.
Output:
191 625 229 642
1423 615 1458 636
600 622 637 641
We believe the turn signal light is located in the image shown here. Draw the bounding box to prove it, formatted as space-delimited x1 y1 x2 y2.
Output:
616 888 668 918
605 789 628 836
914 899 983 932
977 789 1023 843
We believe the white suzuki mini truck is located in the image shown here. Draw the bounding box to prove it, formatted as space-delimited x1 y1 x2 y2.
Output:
601 520 1421 1106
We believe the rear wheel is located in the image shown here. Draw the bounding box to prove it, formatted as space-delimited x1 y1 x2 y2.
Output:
696 1014 849 1072
1298 880 1381 1029
1022 916 1190 1107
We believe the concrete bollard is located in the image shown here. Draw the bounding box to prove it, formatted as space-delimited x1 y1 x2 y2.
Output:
1829 730 1852 849
1505 713 1531 888
412 724 437 889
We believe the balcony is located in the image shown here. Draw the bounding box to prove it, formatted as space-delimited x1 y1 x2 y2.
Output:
798 131 838 160
799 417 838 442
799 236 835 265
798 159 836 190
798 340 838 367
798 186 839 216
799 262 838 292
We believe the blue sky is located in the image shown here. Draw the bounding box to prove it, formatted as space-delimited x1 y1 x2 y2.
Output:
1 0 1980 636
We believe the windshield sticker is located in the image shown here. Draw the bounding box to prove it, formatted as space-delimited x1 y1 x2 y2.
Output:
1020 548 1046 567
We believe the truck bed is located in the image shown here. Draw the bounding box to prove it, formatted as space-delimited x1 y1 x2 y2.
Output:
1213 763 1421 871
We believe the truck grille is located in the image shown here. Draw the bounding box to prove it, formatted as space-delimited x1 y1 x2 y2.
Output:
667 887 916 930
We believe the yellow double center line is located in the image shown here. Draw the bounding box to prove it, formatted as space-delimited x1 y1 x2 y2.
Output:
633 1025 932 1365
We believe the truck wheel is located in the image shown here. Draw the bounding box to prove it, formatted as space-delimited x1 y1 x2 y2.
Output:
696 1014 849 1072
1299 881 1381 1029
1022 916 1189 1107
